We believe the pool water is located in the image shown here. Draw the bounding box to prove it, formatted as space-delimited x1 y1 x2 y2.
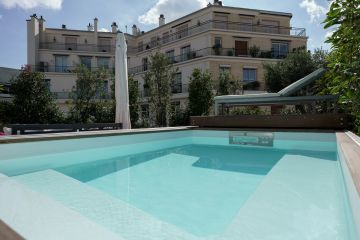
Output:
0 130 358 239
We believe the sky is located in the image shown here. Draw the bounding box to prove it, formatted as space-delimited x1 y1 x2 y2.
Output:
0 0 333 69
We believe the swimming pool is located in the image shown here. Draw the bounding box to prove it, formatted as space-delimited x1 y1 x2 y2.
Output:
0 130 358 239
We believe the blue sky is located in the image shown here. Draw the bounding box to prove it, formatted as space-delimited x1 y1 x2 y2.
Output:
0 0 332 69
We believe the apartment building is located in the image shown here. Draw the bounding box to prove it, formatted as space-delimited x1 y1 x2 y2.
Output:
27 0 307 112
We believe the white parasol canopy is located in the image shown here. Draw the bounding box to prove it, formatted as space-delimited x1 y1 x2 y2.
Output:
115 32 131 129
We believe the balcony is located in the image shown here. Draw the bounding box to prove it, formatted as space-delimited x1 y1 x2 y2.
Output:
30 65 115 74
53 91 111 100
139 84 189 98
39 42 116 53
131 20 306 54
129 47 288 75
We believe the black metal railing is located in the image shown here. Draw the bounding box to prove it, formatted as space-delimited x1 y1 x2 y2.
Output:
139 84 188 98
52 91 111 100
39 42 116 53
129 47 288 75
29 65 115 74
131 20 306 54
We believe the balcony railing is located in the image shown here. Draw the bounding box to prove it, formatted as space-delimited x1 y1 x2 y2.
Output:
39 42 116 53
131 20 306 54
53 91 111 100
139 84 189 98
129 47 288 75
30 65 115 73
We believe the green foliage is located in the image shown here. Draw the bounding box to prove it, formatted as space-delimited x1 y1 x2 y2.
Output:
217 72 242 95
143 52 176 127
188 69 214 116
323 0 360 133
249 45 260 57
128 75 140 127
169 106 189 126
264 50 318 92
229 106 266 115
68 65 114 123
6 66 63 124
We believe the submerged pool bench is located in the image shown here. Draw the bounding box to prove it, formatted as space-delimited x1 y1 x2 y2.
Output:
5 123 123 135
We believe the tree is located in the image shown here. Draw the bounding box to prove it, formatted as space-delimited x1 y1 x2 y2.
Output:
323 0 360 133
264 50 317 92
217 71 242 95
68 65 114 123
8 66 63 124
143 52 176 127
188 69 214 116
128 75 140 126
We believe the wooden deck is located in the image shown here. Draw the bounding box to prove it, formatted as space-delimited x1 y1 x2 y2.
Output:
190 114 347 129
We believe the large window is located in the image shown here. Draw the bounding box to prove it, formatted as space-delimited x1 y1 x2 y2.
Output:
80 56 92 69
166 50 175 63
172 72 182 93
55 55 68 72
214 37 222 48
142 58 148 71
98 38 111 52
97 57 110 69
65 37 77 50
181 45 191 61
262 20 280 34
272 42 289 58
219 65 231 75
176 24 189 39
243 68 257 82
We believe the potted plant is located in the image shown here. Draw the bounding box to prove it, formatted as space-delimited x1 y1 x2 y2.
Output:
249 45 260 57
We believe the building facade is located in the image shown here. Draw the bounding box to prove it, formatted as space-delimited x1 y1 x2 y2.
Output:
26 1 307 112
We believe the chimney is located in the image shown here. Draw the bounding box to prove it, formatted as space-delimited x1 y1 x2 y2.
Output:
111 22 118 33
87 23 94 31
213 0 223 6
39 15 45 31
132 24 137 36
62 24 66 29
94 17 98 33
159 14 165 26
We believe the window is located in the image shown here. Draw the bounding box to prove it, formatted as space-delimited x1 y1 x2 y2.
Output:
239 17 253 31
176 24 188 39
98 38 111 52
262 20 279 34
272 42 289 58
97 57 110 69
162 32 169 44
65 37 77 50
150 36 158 48
142 58 148 71
55 55 68 72
171 101 181 112
243 68 257 82
219 65 231 75
166 50 175 63
181 45 191 61
80 56 92 69
214 15 228 29
172 72 182 93
214 37 222 48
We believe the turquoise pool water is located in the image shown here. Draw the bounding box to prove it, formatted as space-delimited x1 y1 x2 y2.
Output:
0 130 358 239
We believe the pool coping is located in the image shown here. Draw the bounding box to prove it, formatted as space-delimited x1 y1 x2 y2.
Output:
0 126 197 144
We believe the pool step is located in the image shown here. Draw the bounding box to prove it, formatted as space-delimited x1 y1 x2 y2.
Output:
0 173 123 240
13 170 200 240
219 153 357 240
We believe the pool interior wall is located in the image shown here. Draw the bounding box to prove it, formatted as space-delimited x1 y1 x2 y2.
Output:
0 130 358 240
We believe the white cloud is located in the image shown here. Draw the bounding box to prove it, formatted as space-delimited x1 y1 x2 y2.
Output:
0 0 62 10
99 27 110 32
138 0 208 25
299 0 327 22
